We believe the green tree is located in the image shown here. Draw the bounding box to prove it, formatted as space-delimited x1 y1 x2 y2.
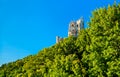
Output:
0 3 120 77
81 3 120 76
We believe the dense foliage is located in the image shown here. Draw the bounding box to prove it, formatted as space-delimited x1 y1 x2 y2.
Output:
0 4 120 77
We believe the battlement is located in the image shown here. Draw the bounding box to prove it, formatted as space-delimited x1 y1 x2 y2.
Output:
56 17 84 43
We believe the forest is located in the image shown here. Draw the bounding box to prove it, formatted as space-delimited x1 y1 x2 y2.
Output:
0 3 120 77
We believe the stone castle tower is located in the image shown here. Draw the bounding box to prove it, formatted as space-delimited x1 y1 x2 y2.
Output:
56 17 84 43
68 17 84 37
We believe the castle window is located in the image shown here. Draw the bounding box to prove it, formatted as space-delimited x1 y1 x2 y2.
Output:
71 24 74 27
76 25 78 27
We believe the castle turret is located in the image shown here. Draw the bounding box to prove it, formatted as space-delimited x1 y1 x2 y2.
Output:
76 17 84 31
56 17 84 43
68 17 84 37
56 36 63 43
56 36 60 43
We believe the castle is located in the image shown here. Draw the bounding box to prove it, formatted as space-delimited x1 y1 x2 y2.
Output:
56 17 84 43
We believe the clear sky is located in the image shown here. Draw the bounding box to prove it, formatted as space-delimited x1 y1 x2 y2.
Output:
0 0 118 65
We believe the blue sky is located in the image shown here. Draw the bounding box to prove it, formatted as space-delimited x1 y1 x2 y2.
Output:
0 0 117 65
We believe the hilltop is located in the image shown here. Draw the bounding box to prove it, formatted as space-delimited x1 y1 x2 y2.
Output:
0 3 120 77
